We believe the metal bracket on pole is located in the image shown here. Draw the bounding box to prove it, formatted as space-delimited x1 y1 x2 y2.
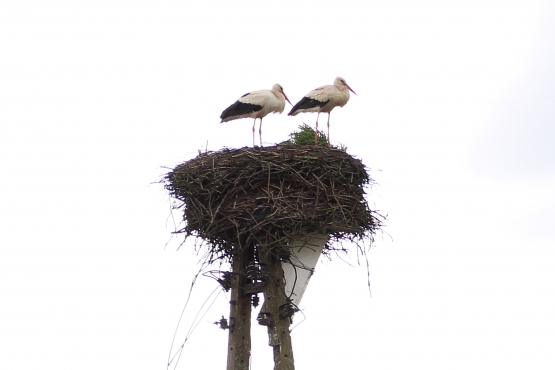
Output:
241 281 267 295
256 312 273 326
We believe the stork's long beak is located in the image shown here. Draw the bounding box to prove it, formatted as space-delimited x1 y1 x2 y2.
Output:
346 84 357 96
283 92 293 105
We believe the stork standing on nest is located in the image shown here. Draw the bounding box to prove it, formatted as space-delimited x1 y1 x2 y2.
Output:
288 77 357 147
220 84 292 147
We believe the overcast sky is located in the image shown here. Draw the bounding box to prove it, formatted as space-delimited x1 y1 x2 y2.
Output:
1 0 554 369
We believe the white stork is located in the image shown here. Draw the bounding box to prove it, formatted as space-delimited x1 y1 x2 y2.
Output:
220 84 292 147
288 77 356 147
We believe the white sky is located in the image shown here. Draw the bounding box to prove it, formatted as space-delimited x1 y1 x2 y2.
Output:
1 0 554 369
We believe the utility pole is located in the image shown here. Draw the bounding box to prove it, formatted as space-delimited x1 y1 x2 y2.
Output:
258 248 295 370
226 244 295 370
226 243 252 370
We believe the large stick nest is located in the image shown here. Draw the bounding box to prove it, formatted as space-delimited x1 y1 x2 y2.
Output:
164 145 383 262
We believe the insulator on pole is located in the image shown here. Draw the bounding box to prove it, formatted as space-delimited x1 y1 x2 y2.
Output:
246 263 260 281
252 294 260 308
279 299 299 319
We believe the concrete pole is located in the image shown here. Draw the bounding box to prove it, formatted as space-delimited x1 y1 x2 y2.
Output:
258 248 295 370
226 245 252 370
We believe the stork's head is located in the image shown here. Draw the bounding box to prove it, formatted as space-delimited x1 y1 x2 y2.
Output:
272 84 292 105
334 77 357 95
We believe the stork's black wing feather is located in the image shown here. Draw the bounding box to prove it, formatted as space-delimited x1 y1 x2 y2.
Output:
288 97 330 115
220 99 263 121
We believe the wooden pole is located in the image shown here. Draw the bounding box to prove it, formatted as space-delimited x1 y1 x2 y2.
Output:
258 248 295 370
226 244 252 370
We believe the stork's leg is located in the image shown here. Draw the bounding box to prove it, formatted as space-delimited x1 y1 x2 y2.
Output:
259 118 263 147
315 112 320 146
252 118 257 147
327 113 331 148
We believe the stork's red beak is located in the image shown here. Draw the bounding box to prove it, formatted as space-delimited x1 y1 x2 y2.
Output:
346 84 357 96
283 92 292 105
